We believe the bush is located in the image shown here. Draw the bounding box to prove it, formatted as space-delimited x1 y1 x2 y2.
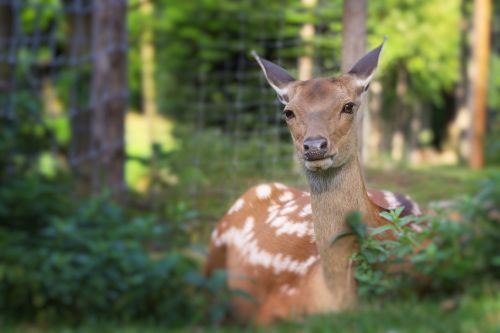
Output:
0 175 217 325
342 177 500 299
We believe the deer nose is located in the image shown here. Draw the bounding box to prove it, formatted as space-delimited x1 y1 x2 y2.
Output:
303 136 328 160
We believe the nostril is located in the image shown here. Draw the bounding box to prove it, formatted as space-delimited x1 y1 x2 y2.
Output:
304 136 328 152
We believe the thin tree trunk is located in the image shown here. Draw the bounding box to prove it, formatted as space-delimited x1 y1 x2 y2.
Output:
391 64 408 163
65 0 94 194
408 101 422 161
298 0 317 80
469 0 491 169
366 80 383 162
445 0 472 163
140 0 158 149
0 3 13 96
90 0 127 194
341 0 367 161
341 0 367 73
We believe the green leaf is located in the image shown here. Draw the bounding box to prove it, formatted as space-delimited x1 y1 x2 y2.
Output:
393 206 405 218
346 211 367 239
380 211 395 222
331 230 356 246
369 225 394 236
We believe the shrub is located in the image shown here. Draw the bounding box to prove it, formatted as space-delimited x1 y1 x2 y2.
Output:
340 177 500 299
0 175 219 325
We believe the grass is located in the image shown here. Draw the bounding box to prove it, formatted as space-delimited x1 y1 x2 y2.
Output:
365 165 500 207
191 164 500 226
2 289 499 332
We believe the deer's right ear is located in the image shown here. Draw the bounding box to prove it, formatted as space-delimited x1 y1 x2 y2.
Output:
252 51 295 105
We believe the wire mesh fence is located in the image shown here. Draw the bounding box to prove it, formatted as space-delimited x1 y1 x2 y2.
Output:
135 0 344 222
0 0 127 196
0 0 343 223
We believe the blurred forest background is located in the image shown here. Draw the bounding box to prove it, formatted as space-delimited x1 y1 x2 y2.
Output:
0 0 499 332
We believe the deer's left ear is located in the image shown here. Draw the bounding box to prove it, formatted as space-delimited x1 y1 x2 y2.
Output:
347 40 385 92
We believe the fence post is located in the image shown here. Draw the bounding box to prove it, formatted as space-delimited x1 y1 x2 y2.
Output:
90 0 127 194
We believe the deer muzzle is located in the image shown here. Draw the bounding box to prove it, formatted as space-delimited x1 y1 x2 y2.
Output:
303 136 328 161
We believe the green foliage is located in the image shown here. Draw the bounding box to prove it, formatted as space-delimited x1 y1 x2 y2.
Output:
369 0 460 105
346 177 500 299
0 111 229 326
0 177 210 325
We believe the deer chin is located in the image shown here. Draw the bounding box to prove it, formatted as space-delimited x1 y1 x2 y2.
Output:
304 157 334 171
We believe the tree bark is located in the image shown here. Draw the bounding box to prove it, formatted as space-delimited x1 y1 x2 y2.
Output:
341 0 367 161
298 0 317 80
64 0 94 193
469 0 491 169
366 80 383 162
341 0 367 73
0 3 13 96
140 0 158 146
445 0 472 164
90 0 127 193
391 64 408 162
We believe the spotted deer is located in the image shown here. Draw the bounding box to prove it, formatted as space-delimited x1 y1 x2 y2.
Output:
205 42 421 324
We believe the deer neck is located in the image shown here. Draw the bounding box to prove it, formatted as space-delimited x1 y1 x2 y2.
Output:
305 154 375 308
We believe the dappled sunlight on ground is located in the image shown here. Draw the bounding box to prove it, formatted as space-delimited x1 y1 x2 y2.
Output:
125 111 178 191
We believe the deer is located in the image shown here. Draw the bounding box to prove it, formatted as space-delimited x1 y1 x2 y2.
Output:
204 41 422 325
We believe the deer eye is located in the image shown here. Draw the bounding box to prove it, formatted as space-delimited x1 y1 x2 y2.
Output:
283 110 295 120
341 102 355 114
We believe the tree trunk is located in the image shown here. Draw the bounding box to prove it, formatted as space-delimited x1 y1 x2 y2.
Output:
140 0 158 149
341 0 367 161
391 64 408 163
298 0 317 80
65 0 94 193
366 80 383 162
341 0 367 73
90 0 127 194
0 3 13 96
445 0 472 163
469 0 491 169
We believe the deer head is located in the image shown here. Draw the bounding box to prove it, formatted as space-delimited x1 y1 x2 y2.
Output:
253 42 384 172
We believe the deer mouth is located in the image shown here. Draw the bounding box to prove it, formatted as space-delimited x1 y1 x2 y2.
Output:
304 156 334 171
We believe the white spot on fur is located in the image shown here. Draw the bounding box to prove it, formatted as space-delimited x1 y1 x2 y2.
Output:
275 219 311 238
216 216 318 275
228 198 245 214
266 210 313 238
256 184 272 200
279 284 298 296
281 204 298 215
274 182 287 190
407 195 422 215
279 191 294 202
383 191 401 210
299 204 312 217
